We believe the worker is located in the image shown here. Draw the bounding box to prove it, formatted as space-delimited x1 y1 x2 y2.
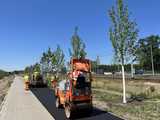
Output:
51 76 57 89
24 75 29 90
72 70 83 86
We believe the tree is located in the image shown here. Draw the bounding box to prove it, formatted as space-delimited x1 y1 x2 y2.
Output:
136 35 160 73
40 52 49 73
69 27 87 59
40 47 54 73
96 56 100 65
51 45 65 76
91 56 101 73
33 63 41 72
40 45 65 78
24 66 30 75
108 0 138 103
91 61 98 73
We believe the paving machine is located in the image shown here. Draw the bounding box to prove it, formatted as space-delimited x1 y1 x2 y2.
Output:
29 71 47 87
55 58 93 118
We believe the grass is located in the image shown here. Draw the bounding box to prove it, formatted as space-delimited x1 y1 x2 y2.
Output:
93 90 121 102
92 76 160 120
107 102 160 120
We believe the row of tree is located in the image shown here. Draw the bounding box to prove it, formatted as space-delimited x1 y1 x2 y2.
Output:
23 0 160 104
24 30 160 76
24 45 65 79
91 35 160 73
136 35 160 72
24 27 87 79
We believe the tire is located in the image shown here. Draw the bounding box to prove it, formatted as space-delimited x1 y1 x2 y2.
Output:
88 106 93 115
65 104 72 119
56 97 60 108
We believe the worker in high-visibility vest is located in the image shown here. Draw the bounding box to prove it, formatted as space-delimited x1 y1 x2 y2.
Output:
24 75 29 90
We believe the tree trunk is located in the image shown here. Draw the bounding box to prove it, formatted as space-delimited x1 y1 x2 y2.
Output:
131 63 134 78
122 65 127 103
151 45 155 76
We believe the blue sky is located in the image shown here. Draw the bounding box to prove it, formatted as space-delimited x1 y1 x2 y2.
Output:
0 0 160 71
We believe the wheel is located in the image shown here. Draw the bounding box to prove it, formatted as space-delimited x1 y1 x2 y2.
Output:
56 97 60 108
65 104 72 119
88 106 93 115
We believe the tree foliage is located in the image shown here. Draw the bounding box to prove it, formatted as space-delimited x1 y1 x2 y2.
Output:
136 35 160 71
97 64 141 73
91 56 101 72
108 0 138 64
40 45 65 75
33 63 41 72
91 61 98 72
24 63 40 75
69 27 87 59
96 56 100 65
51 45 65 74
24 66 30 75
40 47 54 73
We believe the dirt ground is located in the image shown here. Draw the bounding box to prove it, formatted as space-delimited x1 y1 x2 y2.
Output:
92 76 160 120
0 76 14 109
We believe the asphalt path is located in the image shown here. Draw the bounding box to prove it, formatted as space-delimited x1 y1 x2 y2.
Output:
31 87 124 120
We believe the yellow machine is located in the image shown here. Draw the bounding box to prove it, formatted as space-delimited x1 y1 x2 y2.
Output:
24 75 29 90
29 71 47 87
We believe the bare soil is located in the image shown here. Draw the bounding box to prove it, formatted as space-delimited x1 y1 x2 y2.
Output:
92 76 160 120
0 76 14 109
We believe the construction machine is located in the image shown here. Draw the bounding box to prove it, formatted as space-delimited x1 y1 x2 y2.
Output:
55 58 93 118
29 71 47 87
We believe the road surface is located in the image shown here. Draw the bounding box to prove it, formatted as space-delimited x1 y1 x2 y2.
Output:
0 76 123 120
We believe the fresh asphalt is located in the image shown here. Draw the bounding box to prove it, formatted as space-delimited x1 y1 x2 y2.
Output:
31 87 124 120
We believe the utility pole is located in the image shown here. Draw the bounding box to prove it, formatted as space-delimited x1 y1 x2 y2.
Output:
151 45 155 76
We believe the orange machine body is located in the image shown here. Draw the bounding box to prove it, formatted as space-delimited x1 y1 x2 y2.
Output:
55 58 92 118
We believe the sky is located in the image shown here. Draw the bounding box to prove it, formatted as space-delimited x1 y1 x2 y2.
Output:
0 0 160 71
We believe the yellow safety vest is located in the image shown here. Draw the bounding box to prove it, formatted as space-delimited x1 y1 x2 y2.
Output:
24 75 29 82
